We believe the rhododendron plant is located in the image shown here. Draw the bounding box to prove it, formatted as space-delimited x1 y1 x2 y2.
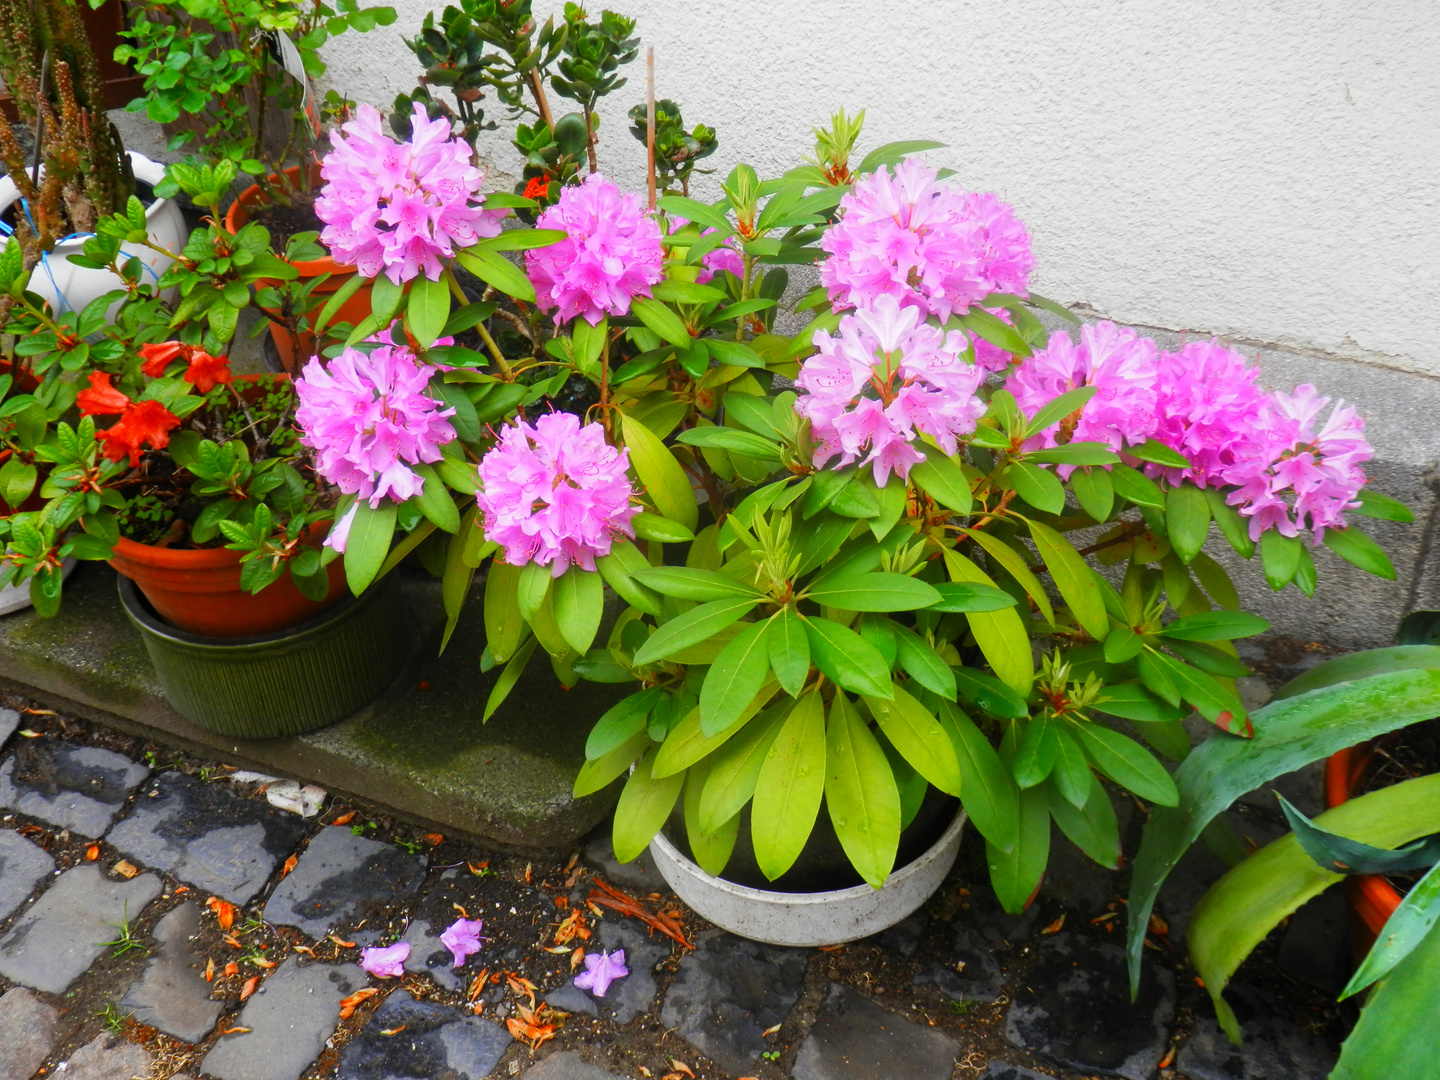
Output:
526 174 664 325
316 102 505 285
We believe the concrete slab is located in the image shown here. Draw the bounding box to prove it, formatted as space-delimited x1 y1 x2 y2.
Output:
0 564 622 852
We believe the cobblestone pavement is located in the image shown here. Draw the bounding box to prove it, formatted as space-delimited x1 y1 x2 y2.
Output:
0 696 1350 1080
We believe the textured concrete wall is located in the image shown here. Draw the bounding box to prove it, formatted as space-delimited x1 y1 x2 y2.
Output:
319 0 1440 377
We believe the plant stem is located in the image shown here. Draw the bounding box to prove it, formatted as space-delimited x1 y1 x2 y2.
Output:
528 69 554 129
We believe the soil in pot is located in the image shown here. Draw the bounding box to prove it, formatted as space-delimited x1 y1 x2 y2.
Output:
663 787 962 893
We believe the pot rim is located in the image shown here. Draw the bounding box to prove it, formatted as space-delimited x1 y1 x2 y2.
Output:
118 570 376 651
650 805 968 905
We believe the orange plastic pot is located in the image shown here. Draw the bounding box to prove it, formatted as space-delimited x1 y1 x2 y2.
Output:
223 164 374 373
108 532 347 639
1325 743 1401 954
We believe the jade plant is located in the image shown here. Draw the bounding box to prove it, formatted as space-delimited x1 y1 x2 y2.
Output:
269 92 1408 904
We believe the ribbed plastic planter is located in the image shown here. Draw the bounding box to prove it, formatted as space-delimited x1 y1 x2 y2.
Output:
119 573 408 738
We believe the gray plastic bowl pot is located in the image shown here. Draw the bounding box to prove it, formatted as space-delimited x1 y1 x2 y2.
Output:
119 572 408 738
648 808 967 947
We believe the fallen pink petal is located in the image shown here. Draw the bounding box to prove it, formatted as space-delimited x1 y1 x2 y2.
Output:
359 941 410 978
573 948 628 998
440 917 485 968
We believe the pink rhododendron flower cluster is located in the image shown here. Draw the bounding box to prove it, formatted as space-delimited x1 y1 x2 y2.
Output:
316 103 505 285
295 334 458 552
1147 340 1273 489
819 159 1034 324
526 174 664 325
1222 385 1372 541
477 412 638 574
795 294 987 485
1010 321 1162 465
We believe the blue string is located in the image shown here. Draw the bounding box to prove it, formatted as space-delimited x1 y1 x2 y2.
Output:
4 197 164 315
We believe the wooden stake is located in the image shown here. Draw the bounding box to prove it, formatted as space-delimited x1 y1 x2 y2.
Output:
646 47 656 209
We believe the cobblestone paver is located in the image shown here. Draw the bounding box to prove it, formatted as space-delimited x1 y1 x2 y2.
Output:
0 697 1349 1080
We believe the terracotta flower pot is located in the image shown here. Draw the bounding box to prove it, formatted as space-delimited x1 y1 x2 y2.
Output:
223 164 374 373
1325 743 1401 953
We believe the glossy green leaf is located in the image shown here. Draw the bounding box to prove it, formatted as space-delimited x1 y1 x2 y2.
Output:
890 624 956 700
803 615 894 699
826 693 901 889
631 296 693 347
633 597 759 665
343 501 396 596
1110 463 1165 509
631 512 696 544
1008 462 1066 514
698 702 790 832
438 507 477 654
1097 681 1188 723
962 529 1055 627
1025 443 1119 467
405 272 451 347
1074 723 1177 805
409 462 461 534
612 747 686 863
596 541 662 616
482 634 536 721
553 565 604 655
768 607 811 698
752 689 827 880
1187 774 1440 1040
863 684 962 795
1012 715 1058 789
1260 529 1302 590
484 560 524 662
1165 483 1211 564
1050 727 1094 808
633 566 763 601
1332 902 1440 1079
586 688 663 760
806 571 941 612
925 581 1019 613
1126 653 1440 994
1048 776 1121 869
1352 489 1415 523
1028 518 1107 639
943 550 1034 694
1024 385 1097 437
987 782 1050 914
1278 793 1440 877
1203 488 1254 559
910 455 973 514
1160 610 1270 641
1069 466 1114 522
953 666 1030 720
621 412 699 533
676 426 781 459
517 560 551 622
1190 551 1242 609
454 248 536 302
684 760 740 877
1128 440 1190 468
700 622 772 736
653 682 780 778
1324 524 1397 580
940 703 1018 852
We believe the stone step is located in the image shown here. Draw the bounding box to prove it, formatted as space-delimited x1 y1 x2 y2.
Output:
0 563 621 852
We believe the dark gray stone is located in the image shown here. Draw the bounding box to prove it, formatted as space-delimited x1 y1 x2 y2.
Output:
0 987 58 1080
61 1033 154 1080
583 832 661 894
200 957 365 1080
108 770 310 904
955 891 1042 948
1277 891 1350 995
978 1063 1056 1080
1039 823 1121 913
1177 984 1336 1080
659 931 809 1073
793 983 960 1080
1004 933 1176 1080
337 990 510 1080
0 709 17 750
913 925 1004 1003
520 1051 626 1080
120 902 224 1042
543 918 669 1025
876 912 927 957
263 825 426 944
0 863 162 993
400 865 552 991
0 828 54 922
0 741 147 838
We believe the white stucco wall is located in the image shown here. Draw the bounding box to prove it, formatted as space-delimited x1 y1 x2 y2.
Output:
319 0 1440 377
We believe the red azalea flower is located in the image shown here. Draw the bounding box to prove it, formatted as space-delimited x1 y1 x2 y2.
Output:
523 175 550 200
76 371 131 417
184 349 233 393
97 400 181 466
138 341 186 378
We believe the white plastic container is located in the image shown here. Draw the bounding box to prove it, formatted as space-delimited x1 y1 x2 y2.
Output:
0 152 186 314
648 808 967 947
